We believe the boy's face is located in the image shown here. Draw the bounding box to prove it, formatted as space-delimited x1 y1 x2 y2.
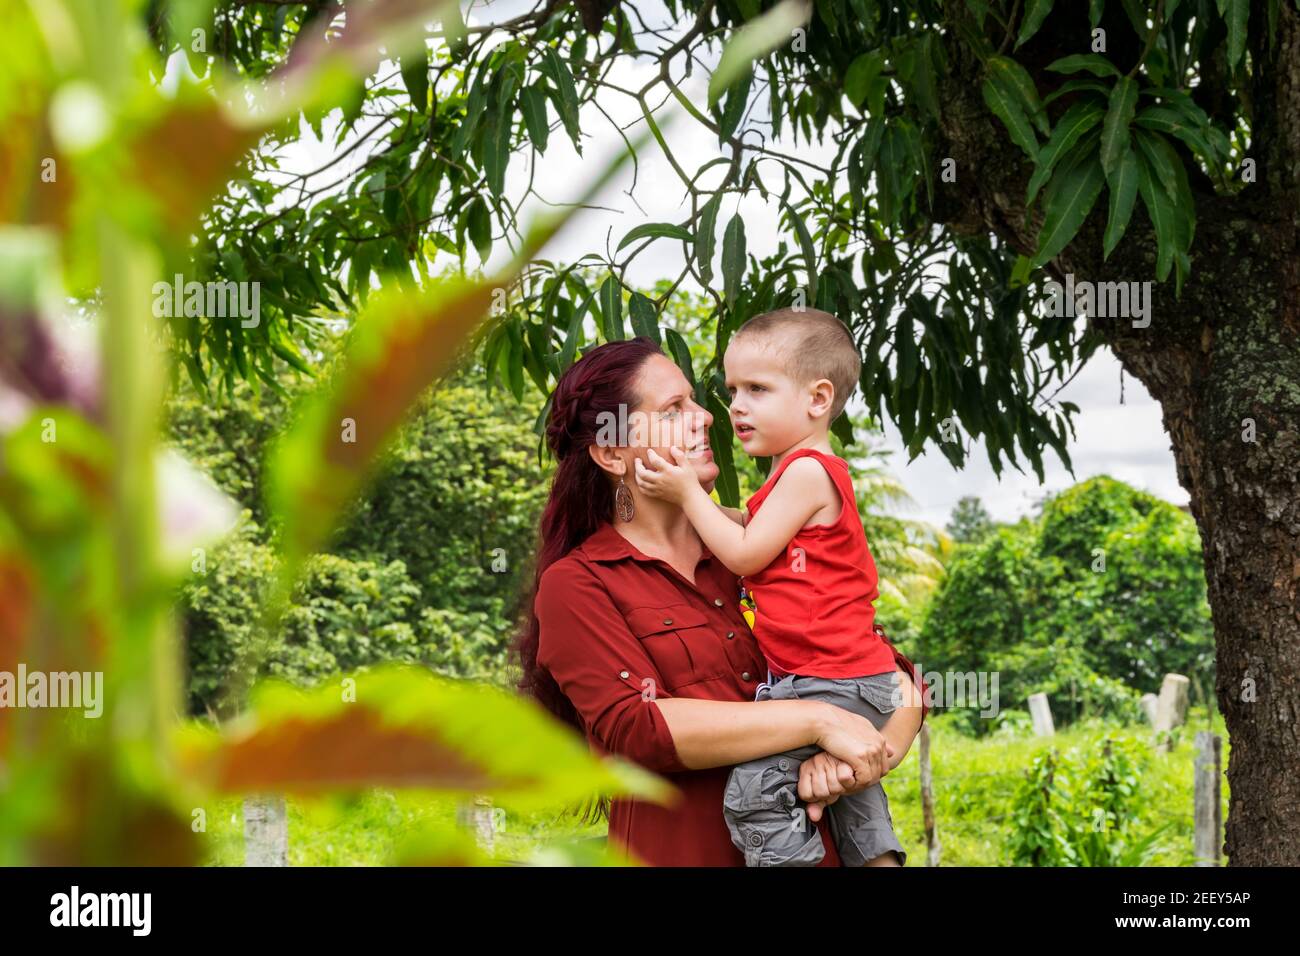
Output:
723 333 820 456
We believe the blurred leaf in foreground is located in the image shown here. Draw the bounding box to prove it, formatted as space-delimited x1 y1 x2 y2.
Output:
176 664 677 813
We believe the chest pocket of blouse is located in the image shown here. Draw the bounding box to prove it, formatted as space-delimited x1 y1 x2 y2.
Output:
627 604 729 693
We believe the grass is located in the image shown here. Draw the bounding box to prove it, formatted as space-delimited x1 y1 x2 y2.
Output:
201 790 605 866
887 705 1230 866
201 707 1229 866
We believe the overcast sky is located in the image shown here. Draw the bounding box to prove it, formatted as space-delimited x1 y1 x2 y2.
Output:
254 0 1190 530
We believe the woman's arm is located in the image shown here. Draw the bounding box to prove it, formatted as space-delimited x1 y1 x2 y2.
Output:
798 665 923 821
652 696 830 768
655 693 894 787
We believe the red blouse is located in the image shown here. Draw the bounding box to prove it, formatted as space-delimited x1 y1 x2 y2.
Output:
534 521 925 867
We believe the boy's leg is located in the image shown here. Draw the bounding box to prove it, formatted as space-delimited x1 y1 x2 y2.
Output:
722 674 827 867
823 777 907 867
784 673 909 867
722 744 827 867
876 665 926 767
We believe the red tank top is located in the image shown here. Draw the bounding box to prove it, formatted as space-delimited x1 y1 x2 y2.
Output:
743 448 897 679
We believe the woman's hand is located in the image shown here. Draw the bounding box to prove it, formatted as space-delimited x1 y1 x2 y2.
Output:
798 751 857 823
811 702 895 790
633 446 701 505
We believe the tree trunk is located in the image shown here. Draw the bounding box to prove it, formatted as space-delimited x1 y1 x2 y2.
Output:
1123 298 1300 866
928 3 1300 864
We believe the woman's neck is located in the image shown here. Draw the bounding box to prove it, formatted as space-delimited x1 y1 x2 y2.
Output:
613 495 704 579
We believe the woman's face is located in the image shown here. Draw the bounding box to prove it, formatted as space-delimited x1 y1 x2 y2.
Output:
624 353 718 491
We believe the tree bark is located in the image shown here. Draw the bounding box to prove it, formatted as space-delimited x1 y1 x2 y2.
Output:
928 0 1300 864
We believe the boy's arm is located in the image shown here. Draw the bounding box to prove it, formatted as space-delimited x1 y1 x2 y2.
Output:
639 450 834 576
718 505 746 526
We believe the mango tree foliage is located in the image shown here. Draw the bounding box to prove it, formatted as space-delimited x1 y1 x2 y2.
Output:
0 0 669 865
157 0 1300 866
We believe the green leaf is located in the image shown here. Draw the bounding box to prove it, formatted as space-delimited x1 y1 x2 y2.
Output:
1134 129 1195 285
1032 147 1106 267
897 35 941 119
451 66 489 160
466 197 492 261
785 201 819 302
1139 85 1203 113
897 309 918 389
558 297 585 371
1016 0 1057 49
1103 145 1139 259
664 328 696 386
1100 76 1138 175
705 391 739 507
442 1 469 58
1134 106 1222 166
1135 143 1178 281
695 192 723 286
721 213 748 304
1089 0 1105 29
519 85 550 153
540 47 582 154
628 292 660 345
1042 79 1110 106
504 319 526 400
177 664 671 808
598 274 625 342
983 68 1039 159
400 44 429 113
858 116 886 182
1225 0 1248 69
1133 127 1183 200
989 55 1049 135
718 68 753 141
1027 99 1105 207
1009 253 1036 288
1046 54 1121 77
481 106 511 197
1119 0 1149 35
709 0 814 106
617 221 693 251
844 49 885 110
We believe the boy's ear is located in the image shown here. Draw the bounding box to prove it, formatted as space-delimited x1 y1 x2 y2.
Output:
807 378 835 419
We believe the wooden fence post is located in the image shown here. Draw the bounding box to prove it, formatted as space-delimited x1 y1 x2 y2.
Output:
1155 674 1191 753
918 720 940 867
1028 692 1055 736
1193 731 1223 866
243 794 287 866
456 795 497 853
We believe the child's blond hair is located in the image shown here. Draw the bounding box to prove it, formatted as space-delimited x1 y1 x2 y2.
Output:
732 307 861 418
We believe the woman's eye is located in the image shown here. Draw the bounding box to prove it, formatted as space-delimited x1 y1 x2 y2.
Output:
751 385 765 393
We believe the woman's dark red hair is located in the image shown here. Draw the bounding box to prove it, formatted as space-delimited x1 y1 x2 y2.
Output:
513 336 663 735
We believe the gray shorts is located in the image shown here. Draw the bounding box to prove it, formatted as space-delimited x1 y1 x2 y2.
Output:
722 671 906 867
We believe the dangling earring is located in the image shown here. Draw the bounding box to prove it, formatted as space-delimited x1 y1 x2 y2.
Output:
615 474 635 522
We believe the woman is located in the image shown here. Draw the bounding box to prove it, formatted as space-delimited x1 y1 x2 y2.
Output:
514 338 927 866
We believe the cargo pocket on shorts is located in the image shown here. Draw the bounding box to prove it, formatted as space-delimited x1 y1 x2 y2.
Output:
858 673 901 715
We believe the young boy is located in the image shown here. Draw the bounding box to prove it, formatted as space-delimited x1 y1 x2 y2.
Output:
634 306 909 867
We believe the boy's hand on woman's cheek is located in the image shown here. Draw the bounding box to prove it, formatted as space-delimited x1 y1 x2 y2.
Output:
633 447 699 503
